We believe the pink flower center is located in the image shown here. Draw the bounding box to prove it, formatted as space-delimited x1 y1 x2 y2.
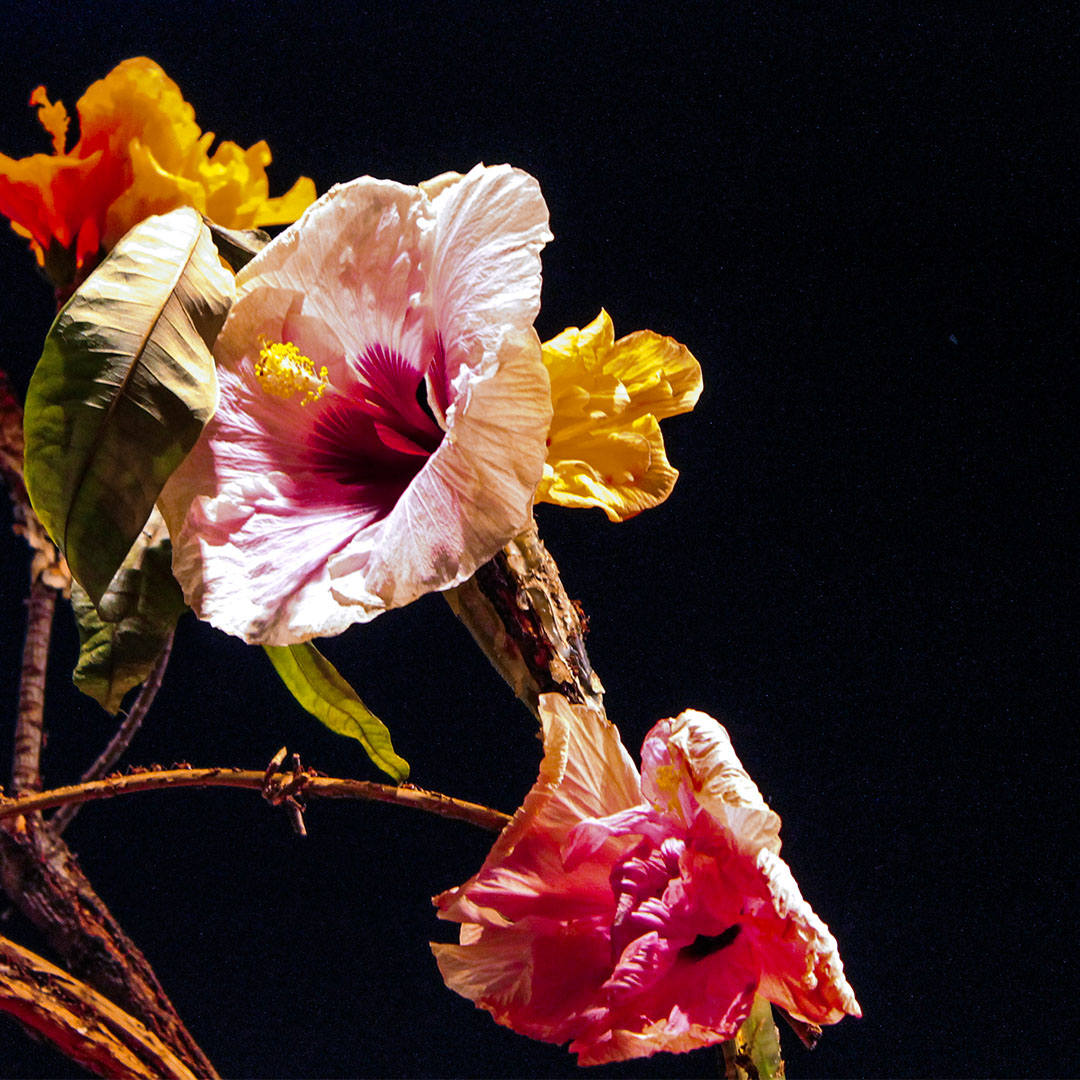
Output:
306 342 444 511
610 837 686 958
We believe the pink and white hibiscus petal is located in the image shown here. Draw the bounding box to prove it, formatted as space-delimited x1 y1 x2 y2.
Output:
572 1009 748 1068
434 919 614 1047
427 163 553 404
171 473 369 643
661 938 760 1036
229 176 431 375
563 805 675 869
537 694 642 829
159 353 404 642
752 847 862 1024
572 974 755 1067
325 323 551 610
577 940 759 1065
643 710 783 856
162 350 338 512
603 929 682 1003
433 927 534 1013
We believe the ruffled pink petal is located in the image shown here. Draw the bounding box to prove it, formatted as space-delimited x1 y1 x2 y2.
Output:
642 709 783 857
571 1006 751 1068
569 930 759 1065
604 928 681 1002
536 695 642 828
751 847 862 1024
568 918 758 1064
433 919 613 1047
564 805 670 868
435 696 640 928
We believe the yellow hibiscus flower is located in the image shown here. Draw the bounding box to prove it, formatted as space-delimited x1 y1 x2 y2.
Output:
537 310 702 521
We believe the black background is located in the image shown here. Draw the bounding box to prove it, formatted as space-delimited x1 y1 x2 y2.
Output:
1 4 1073 1077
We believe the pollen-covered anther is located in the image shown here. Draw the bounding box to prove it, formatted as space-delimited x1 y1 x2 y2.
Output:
254 339 329 405
652 762 684 818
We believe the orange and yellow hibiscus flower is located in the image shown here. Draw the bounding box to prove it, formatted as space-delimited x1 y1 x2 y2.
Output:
0 57 315 288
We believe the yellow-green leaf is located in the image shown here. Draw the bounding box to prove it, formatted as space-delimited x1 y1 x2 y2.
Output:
264 643 409 783
23 206 234 606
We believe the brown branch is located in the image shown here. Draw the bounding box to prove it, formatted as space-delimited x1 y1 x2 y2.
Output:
0 369 70 592
51 630 176 836
446 517 605 718
3 368 216 1075
0 823 220 1077
4 368 65 797
12 578 57 795
0 767 511 833
0 933 196 1080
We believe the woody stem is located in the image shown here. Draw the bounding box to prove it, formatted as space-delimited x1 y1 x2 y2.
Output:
12 578 56 795
445 517 605 718
0 768 511 834
51 630 176 836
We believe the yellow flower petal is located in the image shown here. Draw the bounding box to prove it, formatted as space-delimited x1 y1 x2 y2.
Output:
28 86 69 155
250 174 318 228
103 138 208 242
537 310 702 521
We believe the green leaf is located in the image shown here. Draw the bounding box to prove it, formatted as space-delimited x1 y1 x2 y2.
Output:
72 509 187 714
23 206 234 607
723 997 785 1080
264 643 410 783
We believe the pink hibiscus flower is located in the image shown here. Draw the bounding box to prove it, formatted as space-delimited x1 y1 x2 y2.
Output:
159 164 553 644
433 694 860 1065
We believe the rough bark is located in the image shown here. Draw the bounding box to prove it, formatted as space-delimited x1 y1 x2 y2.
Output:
446 518 604 717
0 821 220 1077
1 934 196 1080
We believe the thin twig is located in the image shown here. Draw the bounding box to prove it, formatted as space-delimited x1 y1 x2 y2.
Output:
12 578 57 795
0 767 512 833
51 630 176 836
